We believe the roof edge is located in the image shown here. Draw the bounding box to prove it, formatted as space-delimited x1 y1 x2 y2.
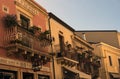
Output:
75 30 118 32
49 12 75 32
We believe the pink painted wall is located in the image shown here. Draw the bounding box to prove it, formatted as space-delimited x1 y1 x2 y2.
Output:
32 12 47 31
0 0 17 57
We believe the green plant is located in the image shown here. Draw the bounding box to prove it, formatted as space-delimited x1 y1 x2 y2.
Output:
28 25 41 34
38 30 52 47
3 14 18 28
91 56 101 67
38 30 50 40
44 30 50 34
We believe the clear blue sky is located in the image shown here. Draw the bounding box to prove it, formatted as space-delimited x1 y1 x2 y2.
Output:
35 0 120 31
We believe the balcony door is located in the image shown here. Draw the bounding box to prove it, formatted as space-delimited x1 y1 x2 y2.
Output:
59 34 64 53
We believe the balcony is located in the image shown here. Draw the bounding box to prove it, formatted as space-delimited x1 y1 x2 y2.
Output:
77 51 101 77
3 26 50 56
2 14 51 71
3 26 52 71
55 44 79 67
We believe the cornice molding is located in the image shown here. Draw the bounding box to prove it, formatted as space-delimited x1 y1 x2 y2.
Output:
15 0 48 16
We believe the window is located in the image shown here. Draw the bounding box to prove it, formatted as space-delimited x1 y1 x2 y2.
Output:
2 5 9 13
59 34 64 53
118 59 120 67
20 14 30 29
108 56 112 66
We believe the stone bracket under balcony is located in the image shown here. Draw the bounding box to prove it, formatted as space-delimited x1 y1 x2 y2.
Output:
57 57 79 67
5 43 48 57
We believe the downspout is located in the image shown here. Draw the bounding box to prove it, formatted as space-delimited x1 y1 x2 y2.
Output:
48 14 56 79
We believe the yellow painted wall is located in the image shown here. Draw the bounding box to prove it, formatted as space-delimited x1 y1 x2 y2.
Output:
50 18 74 52
93 43 120 79
49 18 74 79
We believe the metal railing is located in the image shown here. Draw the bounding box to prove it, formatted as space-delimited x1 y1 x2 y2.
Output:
54 44 78 61
4 26 48 52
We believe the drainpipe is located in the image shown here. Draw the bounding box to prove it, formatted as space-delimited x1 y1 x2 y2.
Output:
48 14 56 79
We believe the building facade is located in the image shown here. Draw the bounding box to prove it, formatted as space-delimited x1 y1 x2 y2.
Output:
76 30 120 79
72 34 101 79
0 0 52 79
93 42 120 79
49 13 100 79
49 13 78 79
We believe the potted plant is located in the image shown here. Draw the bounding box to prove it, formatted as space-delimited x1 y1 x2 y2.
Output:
38 30 50 40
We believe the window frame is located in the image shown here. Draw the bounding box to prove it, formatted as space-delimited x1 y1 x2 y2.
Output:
20 14 30 29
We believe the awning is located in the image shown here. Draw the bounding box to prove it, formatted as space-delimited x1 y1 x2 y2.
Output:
63 66 91 79
110 73 120 78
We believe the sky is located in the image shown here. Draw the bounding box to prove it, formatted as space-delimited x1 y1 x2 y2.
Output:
35 0 120 31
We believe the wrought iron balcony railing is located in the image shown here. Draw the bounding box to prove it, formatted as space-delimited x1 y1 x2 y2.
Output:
54 44 79 67
57 51 78 61
4 26 49 53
